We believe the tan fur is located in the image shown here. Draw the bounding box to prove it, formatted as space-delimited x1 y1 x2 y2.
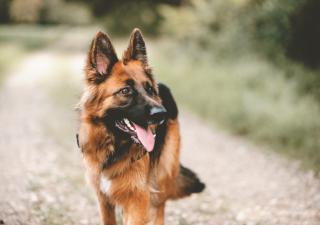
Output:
79 30 199 225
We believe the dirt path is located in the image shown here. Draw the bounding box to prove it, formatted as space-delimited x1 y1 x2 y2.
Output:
0 33 319 225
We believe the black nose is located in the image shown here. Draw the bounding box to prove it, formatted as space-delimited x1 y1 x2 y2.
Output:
149 106 167 125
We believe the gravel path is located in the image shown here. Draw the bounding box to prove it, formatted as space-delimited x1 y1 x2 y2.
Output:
0 34 319 225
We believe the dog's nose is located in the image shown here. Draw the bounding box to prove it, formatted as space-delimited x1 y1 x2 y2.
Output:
149 106 167 125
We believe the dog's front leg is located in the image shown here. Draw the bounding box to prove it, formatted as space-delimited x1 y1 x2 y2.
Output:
96 190 117 225
87 170 116 225
97 192 116 225
149 203 165 225
122 192 150 225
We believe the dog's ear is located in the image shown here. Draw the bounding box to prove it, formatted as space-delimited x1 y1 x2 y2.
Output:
86 31 118 83
123 28 148 66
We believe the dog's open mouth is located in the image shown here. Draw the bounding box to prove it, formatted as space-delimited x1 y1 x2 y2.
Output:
115 118 156 152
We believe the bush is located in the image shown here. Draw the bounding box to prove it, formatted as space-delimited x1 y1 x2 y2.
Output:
9 0 92 25
152 41 320 172
158 0 320 172
244 0 302 56
161 0 320 68
287 0 320 68
102 1 164 36
10 0 43 23
160 0 243 53
0 0 10 23
39 0 92 25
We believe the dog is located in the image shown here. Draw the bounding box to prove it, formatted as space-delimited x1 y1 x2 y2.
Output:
77 28 205 225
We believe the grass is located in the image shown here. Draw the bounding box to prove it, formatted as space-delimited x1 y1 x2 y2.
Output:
0 25 65 50
0 25 66 85
0 43 25 84
149 40 320 172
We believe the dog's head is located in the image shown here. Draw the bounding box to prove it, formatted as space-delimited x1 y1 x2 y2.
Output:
82 29 169 152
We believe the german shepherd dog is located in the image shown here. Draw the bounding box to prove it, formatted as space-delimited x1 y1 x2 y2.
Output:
78 28 205 225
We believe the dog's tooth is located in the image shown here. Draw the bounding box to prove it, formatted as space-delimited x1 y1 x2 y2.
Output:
128 123 133 130
131 136 139 143
129 121 135 130
124 119 131 127
125 120 135 131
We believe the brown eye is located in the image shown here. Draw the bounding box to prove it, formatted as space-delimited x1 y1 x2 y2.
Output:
119 87 132 95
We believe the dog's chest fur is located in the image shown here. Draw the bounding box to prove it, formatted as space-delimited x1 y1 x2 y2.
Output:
100 175 112 195
81 125 152 198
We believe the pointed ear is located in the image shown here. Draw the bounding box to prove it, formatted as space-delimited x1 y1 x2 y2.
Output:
123 28 148 66
86 31 118 83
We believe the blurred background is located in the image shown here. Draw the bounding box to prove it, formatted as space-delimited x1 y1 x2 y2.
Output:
0 0 320 225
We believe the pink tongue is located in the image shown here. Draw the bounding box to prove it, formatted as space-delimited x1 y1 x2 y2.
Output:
132 122 155 152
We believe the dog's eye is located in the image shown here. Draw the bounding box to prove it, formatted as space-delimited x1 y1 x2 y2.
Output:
119 87 132 95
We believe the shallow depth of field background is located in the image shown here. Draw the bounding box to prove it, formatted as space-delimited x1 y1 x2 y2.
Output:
0 0 320 224
1 0 319 171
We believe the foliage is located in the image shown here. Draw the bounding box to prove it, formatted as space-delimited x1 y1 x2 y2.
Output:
82 0 182 36
150 41 320 172
71 0 183 17
0 0 10 23
160 0 243 53
244 0 303 58
10 0 43 23
103 1 164 36
39 0 92 25
158 0 320 172
4 0 183 35
161 0 320 68
8 0 92 25
286 0 320 68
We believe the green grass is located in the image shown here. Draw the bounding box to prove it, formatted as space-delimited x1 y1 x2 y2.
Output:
0 25 66 85
0 25 65 50
0 43 25 84
149 40 320 173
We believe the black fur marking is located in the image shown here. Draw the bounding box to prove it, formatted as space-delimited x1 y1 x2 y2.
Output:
76 133 80 148
150 83 178 165
144 69 154 80
102 139 133 170
158 83 178 119
101 113 134 169
179 164 205 194
126 79 135 86
132 29 148 65
150 122 167 166
144 81 155 96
